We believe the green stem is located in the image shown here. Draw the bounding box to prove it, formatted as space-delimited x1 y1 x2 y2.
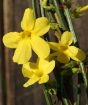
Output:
47 11 56 23
60 0 87 88
62 97 69 105
59 0 77 43
63 8 77 43
39 0 50 41
40 0 45 16
43 84 53 105
80 62 87 87
53 0 68 30
77 90 80 105
32 0 37 17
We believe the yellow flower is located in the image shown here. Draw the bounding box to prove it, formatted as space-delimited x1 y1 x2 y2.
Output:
49 31 86 64
3 8 50 64
22 59 55 87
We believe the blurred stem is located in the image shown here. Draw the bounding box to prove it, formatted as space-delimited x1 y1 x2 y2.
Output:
43 84 53 105
61 76 69 105
40 0 45 16
77 90 80 105
47 11 56 23
32 0 37 17
80 62 87 88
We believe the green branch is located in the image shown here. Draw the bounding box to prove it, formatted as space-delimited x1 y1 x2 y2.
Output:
60 0 87 88
53 0 68 30
32 0 37 17
43 84 53 105
40 0 45 16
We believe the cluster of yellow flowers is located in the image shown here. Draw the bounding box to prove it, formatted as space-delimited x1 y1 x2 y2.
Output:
3 8 85 87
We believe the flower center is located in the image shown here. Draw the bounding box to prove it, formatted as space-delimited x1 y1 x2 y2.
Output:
21 31 31 38
58 44 68 52
36 70 43 77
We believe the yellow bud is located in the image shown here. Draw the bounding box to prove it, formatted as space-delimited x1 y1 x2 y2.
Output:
80 5 88 12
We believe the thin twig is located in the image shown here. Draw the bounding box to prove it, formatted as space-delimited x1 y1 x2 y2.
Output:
43 84 53 105
39 0 45 16
53 0 68 30
60 0 87 88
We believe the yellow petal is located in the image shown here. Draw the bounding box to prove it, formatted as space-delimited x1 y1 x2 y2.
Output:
57 51 70 63
30 36 50 59
22 67 34 78
21 8 35 31
38 59 55 74
23 76 39 87
23 62 37 69
60 31 73 45
38 75 49 84
3 32 21 48
66 46 86 62
31 17 50 36
49 42 59 51
13 39 32 64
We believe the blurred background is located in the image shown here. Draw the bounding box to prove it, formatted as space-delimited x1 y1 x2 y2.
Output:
0 0 88 105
